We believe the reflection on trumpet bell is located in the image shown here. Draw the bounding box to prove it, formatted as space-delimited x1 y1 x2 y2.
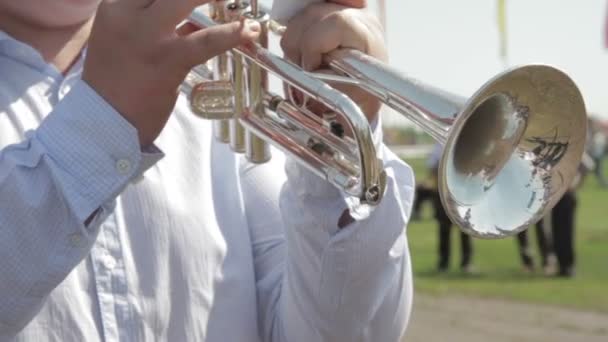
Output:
183 2 587 239
324 48 587 237
439 65 586 238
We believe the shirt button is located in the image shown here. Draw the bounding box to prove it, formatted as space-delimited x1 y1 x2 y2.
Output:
116 159 132 175
102 254 117 270
58 86 71 99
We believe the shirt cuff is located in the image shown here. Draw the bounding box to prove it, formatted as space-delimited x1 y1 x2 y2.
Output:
283 113 387 226
35 80 163 223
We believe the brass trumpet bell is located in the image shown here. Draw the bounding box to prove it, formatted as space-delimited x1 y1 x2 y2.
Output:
185 1 587 238
439 65 586 238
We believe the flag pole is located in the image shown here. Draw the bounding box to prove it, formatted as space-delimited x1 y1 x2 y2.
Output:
497 0 509 68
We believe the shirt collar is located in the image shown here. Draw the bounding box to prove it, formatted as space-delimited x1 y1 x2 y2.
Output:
0 30 53 72
0 30 14 43
0 30 85 80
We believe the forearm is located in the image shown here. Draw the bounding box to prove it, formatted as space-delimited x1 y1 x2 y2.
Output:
0 81 160 336
258 1 407 339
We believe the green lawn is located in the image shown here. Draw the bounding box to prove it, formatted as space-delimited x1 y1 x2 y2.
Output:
404 157 608 313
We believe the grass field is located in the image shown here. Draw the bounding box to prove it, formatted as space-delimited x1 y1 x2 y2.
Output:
404 157 608 313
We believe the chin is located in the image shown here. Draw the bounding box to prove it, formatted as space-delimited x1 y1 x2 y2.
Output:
1 0 100 28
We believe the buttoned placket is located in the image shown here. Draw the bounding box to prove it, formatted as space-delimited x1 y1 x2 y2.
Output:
90 206 135 342
54 59 83 104
1 32 149 340
51 54 138 342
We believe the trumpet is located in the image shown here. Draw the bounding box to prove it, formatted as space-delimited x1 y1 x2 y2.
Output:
183 0 587 238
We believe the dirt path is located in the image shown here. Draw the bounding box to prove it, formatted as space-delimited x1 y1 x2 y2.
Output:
404 294 608 341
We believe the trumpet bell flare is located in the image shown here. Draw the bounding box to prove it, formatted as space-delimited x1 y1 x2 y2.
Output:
439 65 587 238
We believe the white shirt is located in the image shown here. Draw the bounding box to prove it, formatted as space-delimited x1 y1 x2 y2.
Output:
0 10 414 342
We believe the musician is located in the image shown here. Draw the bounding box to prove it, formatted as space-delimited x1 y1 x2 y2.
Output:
0 0 415 341
412 181 433 221
551 190 578 277
515 220 555 274
550 154 593 277
520 152 592 277
589 120 607 187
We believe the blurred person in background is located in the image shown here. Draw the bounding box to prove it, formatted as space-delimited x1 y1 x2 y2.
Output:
549 151 594 277
516 132 594 278
426 143 474 273
515 220 556 275
589 119 607 187
411 172 434 221
551 190 578 277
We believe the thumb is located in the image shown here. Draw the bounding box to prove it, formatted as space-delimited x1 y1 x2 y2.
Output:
177 19 260 68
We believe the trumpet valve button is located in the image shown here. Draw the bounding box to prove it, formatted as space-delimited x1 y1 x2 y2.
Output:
189 80 235 120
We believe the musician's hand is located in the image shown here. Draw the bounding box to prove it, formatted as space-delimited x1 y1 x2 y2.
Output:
330 0 367 8
83 0 260 147
281 2 386 122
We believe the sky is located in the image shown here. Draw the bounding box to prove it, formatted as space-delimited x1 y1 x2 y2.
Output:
369 0 608 125
261 0 608 125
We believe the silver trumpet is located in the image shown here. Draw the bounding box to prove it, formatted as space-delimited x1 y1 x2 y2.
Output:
183 0 587 238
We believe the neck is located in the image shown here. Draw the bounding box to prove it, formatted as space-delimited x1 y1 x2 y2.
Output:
0 15 93 74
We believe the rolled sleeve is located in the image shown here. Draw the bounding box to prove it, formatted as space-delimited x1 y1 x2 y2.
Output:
35 80 163 222
0 80 163 335
283 113 389 223
272 111 416 341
